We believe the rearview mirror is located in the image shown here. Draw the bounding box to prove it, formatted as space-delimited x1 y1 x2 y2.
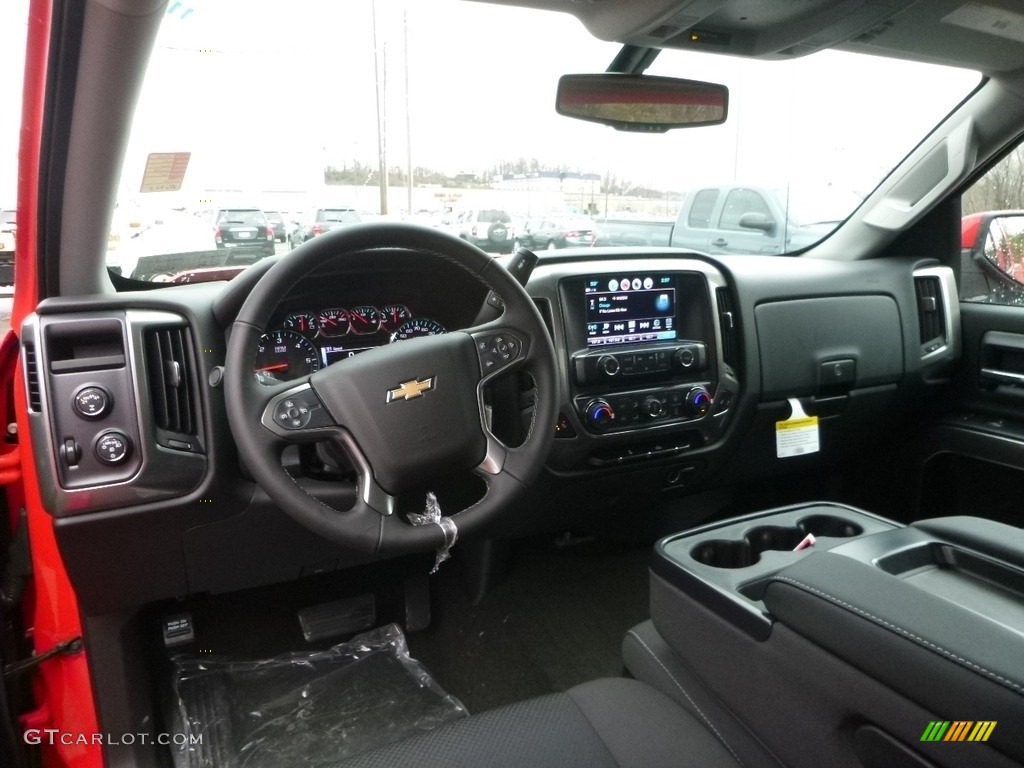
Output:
556 74 728 133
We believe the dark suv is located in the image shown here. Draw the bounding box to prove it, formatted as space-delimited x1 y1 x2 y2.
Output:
209 207 275 257
289 207 361 249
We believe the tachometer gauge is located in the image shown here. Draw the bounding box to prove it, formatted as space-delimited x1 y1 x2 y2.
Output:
254 330 321 383
380 304 412 332
348 305 381 335
283 311 318 337
390 318 447 342
318 308 350 337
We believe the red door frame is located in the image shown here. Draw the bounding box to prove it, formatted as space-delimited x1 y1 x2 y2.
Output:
11 0 102 765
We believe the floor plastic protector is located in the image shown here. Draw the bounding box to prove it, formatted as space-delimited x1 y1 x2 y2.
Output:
171 623 468 767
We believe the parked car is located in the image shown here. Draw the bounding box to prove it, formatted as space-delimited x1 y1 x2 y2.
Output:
517 216 596 250
592 215 674 247
289 207 361 249
264 210 287 242
453 208 513 253
10 2 1024 768
201 207 276 257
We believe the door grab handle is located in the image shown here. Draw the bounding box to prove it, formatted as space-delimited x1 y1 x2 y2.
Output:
980 367 1024 386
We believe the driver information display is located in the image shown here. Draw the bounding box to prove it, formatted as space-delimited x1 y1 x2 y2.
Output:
585 275 677 346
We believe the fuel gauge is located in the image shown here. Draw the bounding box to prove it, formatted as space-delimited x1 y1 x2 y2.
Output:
283 311 319 337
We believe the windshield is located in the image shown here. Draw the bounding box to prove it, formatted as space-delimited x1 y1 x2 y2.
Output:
107 0 981 283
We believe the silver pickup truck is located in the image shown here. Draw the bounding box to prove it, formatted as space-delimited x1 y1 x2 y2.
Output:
669 185 842 255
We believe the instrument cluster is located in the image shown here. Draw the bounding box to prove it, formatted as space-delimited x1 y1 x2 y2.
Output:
254 303 447 384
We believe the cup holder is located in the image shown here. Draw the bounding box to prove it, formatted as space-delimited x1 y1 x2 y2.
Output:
690 514 864 569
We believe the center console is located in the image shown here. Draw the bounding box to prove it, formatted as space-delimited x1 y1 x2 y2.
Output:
631 504 1024 768
556 268 738 465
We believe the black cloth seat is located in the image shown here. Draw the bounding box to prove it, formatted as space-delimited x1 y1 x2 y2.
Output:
329 677 742 768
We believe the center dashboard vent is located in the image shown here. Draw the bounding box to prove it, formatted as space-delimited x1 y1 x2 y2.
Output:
716 287 739 371
144 326 202 448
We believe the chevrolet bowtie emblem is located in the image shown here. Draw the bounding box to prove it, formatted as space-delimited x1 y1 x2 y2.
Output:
387 377 435 403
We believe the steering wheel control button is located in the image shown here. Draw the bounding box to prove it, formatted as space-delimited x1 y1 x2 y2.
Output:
73 386 111 419
476 332 524 375
269 388 332 432
277 398 313 429
95 431 131 465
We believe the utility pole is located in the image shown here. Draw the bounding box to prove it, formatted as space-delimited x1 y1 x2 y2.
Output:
404 11 413 217
372 1 388 214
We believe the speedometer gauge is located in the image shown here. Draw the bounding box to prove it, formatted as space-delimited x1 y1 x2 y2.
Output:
390 318 447 342
254 330 321 384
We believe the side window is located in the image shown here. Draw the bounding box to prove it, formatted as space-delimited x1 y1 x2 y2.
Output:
961 146 1024 304
718 189 772 231
687 189 718 229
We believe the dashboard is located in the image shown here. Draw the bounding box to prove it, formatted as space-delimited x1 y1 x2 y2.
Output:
19 242 961 613
255 303 448 384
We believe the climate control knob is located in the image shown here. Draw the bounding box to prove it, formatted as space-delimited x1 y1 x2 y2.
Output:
597 355 620 377
585 399 616 431
685 387 713 417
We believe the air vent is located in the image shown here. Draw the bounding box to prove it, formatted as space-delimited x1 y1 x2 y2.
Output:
145 326 200 441
914 275 946 351
23 343 41 412
533 298 555 340
716 287 739 370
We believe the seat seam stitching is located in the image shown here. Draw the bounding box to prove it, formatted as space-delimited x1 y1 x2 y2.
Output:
771 575 1024 697
626 629 744 766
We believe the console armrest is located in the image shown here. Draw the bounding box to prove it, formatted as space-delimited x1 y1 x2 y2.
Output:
763 540 1024 762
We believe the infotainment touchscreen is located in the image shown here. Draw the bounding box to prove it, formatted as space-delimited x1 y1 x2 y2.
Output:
585 275 677 346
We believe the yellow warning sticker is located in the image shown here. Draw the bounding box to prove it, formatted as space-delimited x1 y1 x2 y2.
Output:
776 399 819 458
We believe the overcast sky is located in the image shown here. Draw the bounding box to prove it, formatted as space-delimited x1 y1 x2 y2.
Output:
3 0 981 210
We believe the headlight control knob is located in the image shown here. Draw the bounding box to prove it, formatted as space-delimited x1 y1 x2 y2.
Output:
95 431 131 465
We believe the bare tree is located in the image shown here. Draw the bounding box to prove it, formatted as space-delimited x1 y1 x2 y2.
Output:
964 146 1024 214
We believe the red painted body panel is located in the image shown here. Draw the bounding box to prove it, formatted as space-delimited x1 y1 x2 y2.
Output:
11 0 103 765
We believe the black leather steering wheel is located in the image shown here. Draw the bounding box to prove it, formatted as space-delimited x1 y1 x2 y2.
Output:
224 222 557 555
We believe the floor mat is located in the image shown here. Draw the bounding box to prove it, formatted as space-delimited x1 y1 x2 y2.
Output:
171 624 467 768
408 537 651 713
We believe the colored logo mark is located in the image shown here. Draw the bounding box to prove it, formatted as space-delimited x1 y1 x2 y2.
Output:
920 721 996 742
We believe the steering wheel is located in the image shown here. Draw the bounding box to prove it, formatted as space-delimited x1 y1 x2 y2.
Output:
224 222 557 555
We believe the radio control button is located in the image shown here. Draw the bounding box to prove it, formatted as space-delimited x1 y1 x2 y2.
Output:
597 355 620 376
676 347 695 368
